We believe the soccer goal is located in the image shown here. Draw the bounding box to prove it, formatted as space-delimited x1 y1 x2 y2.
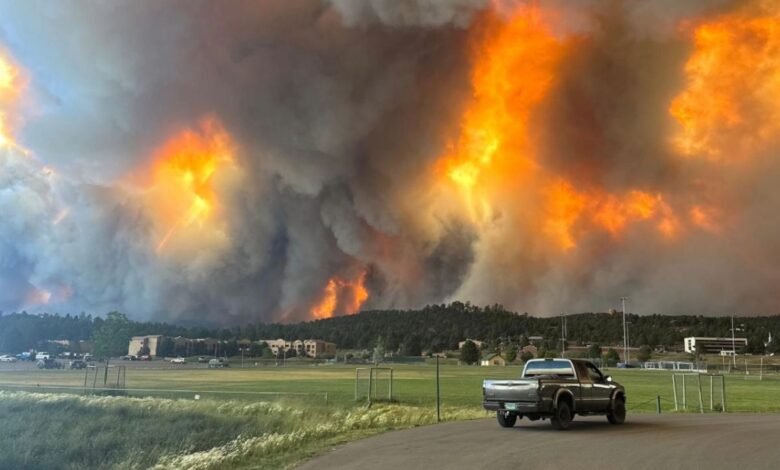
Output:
83 364 126 392
355 367 394 404
672 373 726 412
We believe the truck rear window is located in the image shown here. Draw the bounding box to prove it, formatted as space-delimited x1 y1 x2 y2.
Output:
523 360 575 377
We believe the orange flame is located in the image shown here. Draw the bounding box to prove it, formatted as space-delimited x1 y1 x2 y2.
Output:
543 180 586 251
437 5 694 252
25 288 52 306
139 118 235 253
543 182 681 250
689 205 722 233
0 48 24 149
439 5 565 222
670 2 780 160
310 270 369 319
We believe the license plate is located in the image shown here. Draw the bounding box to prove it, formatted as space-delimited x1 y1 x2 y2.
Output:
505 402 518 411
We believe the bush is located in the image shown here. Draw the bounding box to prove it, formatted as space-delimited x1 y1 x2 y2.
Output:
604 348 620 363
637 345 652 362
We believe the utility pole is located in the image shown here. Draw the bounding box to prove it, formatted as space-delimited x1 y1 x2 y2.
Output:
560 313 567 358
626 322 631 363
620 297 629 364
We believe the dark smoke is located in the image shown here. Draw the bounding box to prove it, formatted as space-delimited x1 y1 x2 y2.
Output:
0 0 777 324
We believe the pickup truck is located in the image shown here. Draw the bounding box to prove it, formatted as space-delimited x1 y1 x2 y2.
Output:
483 358 626 430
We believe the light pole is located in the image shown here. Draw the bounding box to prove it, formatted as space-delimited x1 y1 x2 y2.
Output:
731 316 736 366
626 322 632 364
620 297 629 364
560 313 567 358
729 316 744 368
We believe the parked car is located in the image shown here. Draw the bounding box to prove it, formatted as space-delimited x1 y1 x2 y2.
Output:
137 355 151 361
483 358 626 430
197 356 209 363
83 354 94 362
15 352 32 361
69 360 87 370
35 352 51 360
37 358 63 369
170 357 186 364
208 358 229 368
0 355 18 363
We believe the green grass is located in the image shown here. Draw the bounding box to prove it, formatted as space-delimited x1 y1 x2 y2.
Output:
0 391 483 469
1 364 779 468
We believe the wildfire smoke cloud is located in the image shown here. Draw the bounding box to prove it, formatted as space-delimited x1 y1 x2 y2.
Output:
1 0 780 324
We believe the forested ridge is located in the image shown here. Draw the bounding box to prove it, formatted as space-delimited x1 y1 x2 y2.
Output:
2 303 779 354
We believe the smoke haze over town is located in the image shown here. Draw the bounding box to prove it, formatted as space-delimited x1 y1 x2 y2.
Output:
2 0 780 325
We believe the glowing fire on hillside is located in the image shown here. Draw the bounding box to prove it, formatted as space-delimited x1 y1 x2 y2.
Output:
310 270 369 319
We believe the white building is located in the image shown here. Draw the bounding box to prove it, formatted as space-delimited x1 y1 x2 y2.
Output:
684 337 747 354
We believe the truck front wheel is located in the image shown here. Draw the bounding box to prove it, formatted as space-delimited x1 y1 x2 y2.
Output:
497 411 517 428
551 401 572 430
607 396 626 424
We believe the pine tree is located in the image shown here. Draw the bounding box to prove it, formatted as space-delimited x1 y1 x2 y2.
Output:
460 340 479 365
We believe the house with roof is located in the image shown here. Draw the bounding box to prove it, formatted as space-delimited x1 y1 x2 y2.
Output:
480 353 508 366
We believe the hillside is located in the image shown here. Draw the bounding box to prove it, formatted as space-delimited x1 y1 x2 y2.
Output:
2 303 779 355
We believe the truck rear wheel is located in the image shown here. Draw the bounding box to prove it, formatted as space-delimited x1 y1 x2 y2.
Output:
497 411 517 428
607 396 626 424
551 401 572 430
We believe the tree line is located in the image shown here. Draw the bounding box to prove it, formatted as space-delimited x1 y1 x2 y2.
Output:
2 303 779 357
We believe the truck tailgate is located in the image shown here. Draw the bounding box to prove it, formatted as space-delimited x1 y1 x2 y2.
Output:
483 379 540 402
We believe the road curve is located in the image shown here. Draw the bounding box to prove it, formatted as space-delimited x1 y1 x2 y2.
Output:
297 413 780 470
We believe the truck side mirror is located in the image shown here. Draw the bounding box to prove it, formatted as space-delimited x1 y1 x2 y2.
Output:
605 375 613 383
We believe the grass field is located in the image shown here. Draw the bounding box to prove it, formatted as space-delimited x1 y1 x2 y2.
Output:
1 362 779 411
1 363 779 469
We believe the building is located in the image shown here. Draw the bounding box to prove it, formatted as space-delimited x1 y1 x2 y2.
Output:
46 339 93 354
303 339 336 358
259 339 336 358
128 335 163 356
480 353 508 366
458 339 484 350
684 337 748 354
261 339 291 356
521 344 538 356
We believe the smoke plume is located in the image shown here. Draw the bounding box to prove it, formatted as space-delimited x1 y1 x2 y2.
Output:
1 0 779 324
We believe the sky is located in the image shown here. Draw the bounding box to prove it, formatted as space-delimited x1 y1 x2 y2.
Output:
2 0 780 325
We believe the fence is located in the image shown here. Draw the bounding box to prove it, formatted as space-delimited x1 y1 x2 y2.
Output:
642 361 708 373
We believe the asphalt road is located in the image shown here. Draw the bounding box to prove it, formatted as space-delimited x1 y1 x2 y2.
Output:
297 413 780 470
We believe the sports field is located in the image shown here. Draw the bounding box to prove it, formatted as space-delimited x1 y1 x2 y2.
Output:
1 363 779 469
1 362 779 411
